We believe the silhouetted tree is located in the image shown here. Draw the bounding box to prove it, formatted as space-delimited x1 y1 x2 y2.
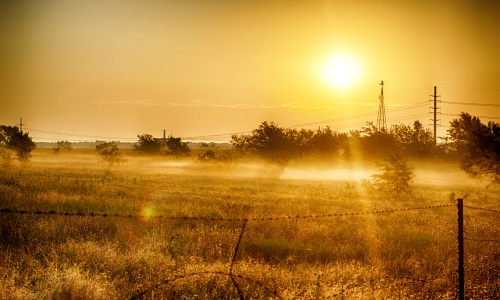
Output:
311 127 350 157
290 128 314 157
0 125 36 161
448 112 500 185
231 119 439 162
231 121 296 164
357 122 397 158
133 134 163 154
231 134 252 154
390 120 434 157
164 136 191 157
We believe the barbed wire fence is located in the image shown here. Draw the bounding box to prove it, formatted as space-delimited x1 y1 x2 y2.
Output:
1 200 499 299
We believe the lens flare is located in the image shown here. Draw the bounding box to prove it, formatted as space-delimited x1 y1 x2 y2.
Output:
139 206 155 222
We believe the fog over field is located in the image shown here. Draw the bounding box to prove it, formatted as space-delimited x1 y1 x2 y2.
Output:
29 148 476 186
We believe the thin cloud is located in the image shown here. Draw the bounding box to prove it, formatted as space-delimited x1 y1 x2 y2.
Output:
94 99 335 110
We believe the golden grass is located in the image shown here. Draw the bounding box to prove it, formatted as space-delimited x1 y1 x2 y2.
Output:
0 149 499 299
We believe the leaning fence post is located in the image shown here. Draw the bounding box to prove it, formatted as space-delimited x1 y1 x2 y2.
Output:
457 198 464 300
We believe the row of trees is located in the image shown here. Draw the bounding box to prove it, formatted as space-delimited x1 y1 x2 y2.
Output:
230 114 500 186
94 134 190 168
132 134 191 157
2 113 499 186
231 120 435 163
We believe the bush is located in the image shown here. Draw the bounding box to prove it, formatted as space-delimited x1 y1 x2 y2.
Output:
52 141 73 153
95 142 125 168
363 154 414 196
198 150 216 161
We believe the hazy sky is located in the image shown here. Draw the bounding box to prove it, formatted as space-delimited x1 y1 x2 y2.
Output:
1 0 500 142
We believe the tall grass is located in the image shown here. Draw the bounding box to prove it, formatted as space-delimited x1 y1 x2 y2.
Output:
0 149 499 299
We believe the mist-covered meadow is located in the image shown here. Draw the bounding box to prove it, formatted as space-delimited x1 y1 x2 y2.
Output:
1 148 499 299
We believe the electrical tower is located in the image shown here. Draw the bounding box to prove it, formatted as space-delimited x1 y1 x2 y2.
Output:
376 80 387 131
429 86 441 143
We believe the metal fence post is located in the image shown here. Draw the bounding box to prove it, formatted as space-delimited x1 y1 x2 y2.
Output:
457 198 464 300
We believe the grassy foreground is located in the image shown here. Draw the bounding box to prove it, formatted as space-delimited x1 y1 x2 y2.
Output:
0 149 499 299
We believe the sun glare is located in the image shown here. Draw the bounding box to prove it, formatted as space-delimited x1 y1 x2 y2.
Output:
321 54 361 89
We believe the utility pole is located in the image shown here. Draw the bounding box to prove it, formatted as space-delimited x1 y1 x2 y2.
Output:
17 118 24 133
429 86 441 143
457 198 465 300
376 80 387 131
163 129 166 140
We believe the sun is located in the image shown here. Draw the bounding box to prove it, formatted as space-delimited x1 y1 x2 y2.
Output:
321 54 361 89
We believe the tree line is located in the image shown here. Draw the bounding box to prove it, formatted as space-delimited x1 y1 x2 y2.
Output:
1 112 499 185
229 114 500 185
230 120 436 163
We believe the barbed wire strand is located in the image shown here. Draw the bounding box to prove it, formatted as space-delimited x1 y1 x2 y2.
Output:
0 204 456 222
3 203 497 298
464 237 500 243
463 205 500 214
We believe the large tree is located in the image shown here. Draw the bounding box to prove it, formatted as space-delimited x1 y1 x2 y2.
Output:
390 120 434 157
231 122 300 164
164 136 191 157
133 134 163 154
0 125 36 161
448 112 500 185
356 122 397 158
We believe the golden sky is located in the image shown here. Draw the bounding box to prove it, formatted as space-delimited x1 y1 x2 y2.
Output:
1 0 500 142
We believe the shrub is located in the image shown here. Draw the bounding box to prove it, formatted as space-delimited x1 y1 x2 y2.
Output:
52 140 73 153
363 154 414 196
95 142 125 168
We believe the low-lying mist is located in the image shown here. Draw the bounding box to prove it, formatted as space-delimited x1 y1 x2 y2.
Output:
26 149 477 188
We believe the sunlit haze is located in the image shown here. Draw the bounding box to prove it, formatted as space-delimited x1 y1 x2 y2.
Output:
1 0 500 143
321 54 361 90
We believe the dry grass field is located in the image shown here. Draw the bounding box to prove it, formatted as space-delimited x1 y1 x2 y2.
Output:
1 149 499 299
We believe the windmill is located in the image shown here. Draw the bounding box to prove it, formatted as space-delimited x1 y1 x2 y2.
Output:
376 80 387 131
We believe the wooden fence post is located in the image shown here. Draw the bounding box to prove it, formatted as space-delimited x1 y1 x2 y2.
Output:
457 198 464 300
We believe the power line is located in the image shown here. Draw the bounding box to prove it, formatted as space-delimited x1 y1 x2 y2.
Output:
27 128 137 140
441 113 500 120
286 102 428 129
27 118 162 132
442 101 500 108
26 98 432 142
30 110 434 142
